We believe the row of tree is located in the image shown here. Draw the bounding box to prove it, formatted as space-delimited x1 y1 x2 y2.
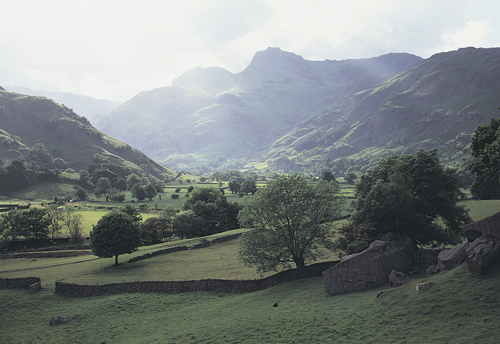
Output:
0 206 84 249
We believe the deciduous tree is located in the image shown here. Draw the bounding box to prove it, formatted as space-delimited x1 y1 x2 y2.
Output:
89 212 142 265
238 174 345 273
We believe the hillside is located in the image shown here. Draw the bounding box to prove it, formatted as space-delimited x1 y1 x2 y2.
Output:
277 47 500 175
0 87 174 180
5 86 121 124
94 48 422 171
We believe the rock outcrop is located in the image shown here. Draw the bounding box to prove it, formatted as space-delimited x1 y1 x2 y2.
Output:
426 243 469 276
465 236 500 276
389 270 410 288
49 315 72 327
463 211 500 275
323 232 415 295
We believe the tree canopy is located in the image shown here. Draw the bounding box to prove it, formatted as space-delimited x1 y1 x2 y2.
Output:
469 114 500 199
182 187 241 235
337 149 471 254
237 174 345 273
89 212 142 265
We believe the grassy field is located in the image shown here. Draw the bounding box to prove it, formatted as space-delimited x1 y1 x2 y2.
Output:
1 256 499 343
1 200 499 343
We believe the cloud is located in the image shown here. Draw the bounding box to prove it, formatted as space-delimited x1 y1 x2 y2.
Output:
0 0 498 101
439 19 493 52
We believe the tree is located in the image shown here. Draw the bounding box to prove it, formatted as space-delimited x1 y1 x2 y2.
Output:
173 210 204 239
46 204 65 241
182 187 241 235
337 149 471 254
131 183 146 202
241 178 257 195
94 177 113 200
144 183 157 200
24 208 50 242
469 115 500 199
75 187 88 201
321 171 336 182
78 169 90 185
345 172 357 185
64 208 85 245
141 208 175 244
89 212 142 265
228 178 241 194
238 174 345 273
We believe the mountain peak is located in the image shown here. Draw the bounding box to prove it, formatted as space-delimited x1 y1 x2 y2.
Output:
172 66 234 94
242 47 312 78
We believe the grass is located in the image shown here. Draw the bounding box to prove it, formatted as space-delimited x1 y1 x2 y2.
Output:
1 263 500 343
1 200 500 343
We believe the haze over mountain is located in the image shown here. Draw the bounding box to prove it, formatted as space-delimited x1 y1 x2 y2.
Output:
0 87 173 180
5 86 121 123
94 47 423 172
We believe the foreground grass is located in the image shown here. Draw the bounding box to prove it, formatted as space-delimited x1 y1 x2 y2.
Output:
1 264 499 343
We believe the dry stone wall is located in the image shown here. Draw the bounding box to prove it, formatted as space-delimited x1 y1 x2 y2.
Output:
0 277 41 289
55 260 338 297
127 233 242 263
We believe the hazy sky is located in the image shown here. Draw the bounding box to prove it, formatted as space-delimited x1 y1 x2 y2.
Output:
1 0 499 101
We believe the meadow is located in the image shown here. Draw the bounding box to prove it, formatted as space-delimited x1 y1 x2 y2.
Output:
0 198 499 343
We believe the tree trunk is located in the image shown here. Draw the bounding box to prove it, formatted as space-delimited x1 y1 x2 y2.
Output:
294 257 305 269
115 254 119 265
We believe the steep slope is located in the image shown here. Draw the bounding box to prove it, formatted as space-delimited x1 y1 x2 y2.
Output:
278 47 500 174
5 86 121 123
0 88 173 180
94 48 422 170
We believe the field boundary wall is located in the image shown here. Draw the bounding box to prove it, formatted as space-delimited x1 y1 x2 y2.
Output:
55 261 339 297
0 277 41 289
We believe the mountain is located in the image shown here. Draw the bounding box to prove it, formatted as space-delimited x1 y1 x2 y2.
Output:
94 48 422 171
273 47 500 175
5 86 121 123
0 87 173 180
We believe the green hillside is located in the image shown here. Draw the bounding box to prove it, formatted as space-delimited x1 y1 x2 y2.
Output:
0 88 174 180
270 47 500 175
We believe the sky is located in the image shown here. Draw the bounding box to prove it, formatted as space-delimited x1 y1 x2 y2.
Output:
1 0 499 102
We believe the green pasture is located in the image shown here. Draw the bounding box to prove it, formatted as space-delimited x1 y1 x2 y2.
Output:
1 253 500 343
0 200 499 343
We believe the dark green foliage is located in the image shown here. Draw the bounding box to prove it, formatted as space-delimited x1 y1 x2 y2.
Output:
238 174 345 273
75 187 88 201
141 209 175 244
0 160 28 191
89 212 142 265
470 115 500 199
182 187 241 236
241 178 257 195
144 184 157 200
339 149 471 254
345 172 357 184
171 194 179 199
321 171 336 182
119 205 142 223
172 210 204 239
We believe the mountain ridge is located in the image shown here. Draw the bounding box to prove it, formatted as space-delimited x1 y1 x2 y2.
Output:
93 47 423 171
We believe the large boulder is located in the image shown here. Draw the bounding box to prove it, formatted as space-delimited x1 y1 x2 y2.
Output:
425 243 469 276
465 236 500 276
389 270 410 287
323 232 415 295
49 315 72 327
463 211 500 242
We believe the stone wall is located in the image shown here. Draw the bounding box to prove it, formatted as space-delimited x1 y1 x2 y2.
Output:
0 277 41 289
55 260 338 297
0 251 90 260
414 248 443 268
127 233 242 263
